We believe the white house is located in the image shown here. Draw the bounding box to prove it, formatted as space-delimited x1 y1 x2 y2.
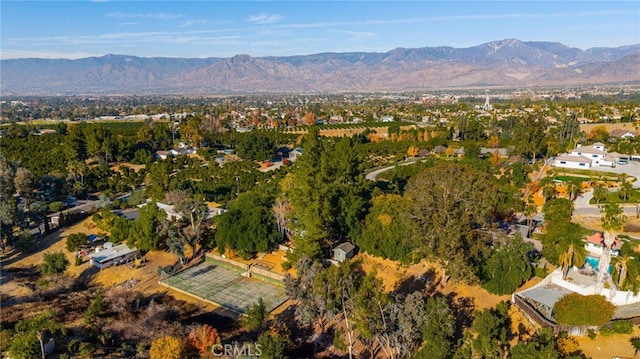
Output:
555 143 618 169
611 129 637 139
88 243 138 269
553 154 592 169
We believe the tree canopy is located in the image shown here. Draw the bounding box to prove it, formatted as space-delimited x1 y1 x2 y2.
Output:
215 191 280 259
553 293 615 326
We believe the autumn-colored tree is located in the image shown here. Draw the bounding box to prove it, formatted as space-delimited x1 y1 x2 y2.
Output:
187 324 220 356
588 125 610 142
303 112 316 126
407 146 419 158
490 150 502 168
444 147 455 157
150 336 185 359
488 135 500 148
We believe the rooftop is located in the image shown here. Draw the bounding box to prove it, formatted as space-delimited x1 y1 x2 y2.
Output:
88 244 137 264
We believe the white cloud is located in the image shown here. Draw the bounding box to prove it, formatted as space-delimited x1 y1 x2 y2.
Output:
246 13 283 24
328 30 376 40
107 12 183 20
180 19 208 27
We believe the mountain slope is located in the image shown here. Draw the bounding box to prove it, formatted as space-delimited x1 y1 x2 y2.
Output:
2 39 639 95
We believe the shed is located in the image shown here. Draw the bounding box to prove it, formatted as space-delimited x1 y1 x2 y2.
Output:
333 242 356 262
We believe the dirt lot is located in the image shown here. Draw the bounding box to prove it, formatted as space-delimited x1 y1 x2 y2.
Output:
576 326 640 358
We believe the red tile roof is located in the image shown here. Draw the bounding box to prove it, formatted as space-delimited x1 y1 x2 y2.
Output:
586 232 622 250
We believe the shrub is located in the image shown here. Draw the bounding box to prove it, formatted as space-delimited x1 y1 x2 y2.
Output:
333 327 347 352
66 232 88 252
599 326 615 336
534 267 548 278
41 252 69 276
553 293 615 326
612 320 634 334
587 328 597 340
150 336 185 359
75 256 84 266
0 329 13 352
15 232 39 253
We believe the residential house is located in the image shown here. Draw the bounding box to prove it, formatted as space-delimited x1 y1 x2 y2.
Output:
585 232 621 257
554 143 619 169
88 243 139 269
611 129 637 139
432 145 447 156
554 154 593 169
333 242 356 263
480 147 509 158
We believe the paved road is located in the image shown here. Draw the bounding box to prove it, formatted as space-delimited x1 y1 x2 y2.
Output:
365 158 426 181
30 199 102 236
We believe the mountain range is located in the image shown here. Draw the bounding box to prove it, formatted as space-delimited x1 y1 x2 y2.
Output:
2 39 639 95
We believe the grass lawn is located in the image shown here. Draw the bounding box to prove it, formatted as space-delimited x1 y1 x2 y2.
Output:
554 175 592 182
590 189 640 204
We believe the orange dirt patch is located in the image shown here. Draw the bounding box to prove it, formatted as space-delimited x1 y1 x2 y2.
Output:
260 249 293 276
110 163 146 173
575 326 640 358
357 252 427 291
357 253 512 311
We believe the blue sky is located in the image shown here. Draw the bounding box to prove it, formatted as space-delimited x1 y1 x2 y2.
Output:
1 1 639 59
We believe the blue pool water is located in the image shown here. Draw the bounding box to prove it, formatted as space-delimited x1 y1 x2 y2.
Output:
583 255 612 273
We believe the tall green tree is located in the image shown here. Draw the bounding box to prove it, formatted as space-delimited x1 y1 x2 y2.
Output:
415 296 457 359
512 115 548 162
165 190 209 260
236 132 277 161
215 192 280 259
286 130 368 261
9 310 65 359
404 162 500 283
129 202 166 251
471 302 510 359
481 235 533 294
358 194 413 264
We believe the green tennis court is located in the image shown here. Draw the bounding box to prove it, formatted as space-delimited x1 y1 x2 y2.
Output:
160 262 287 314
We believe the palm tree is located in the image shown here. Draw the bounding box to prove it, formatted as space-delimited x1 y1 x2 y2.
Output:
615 256 629 289
593 183 608 206
523 201 537 237
619 176 633 202
566 179 582 201
631 336 640 359
558 242 586 280
540 177 557 203
598 202 627 289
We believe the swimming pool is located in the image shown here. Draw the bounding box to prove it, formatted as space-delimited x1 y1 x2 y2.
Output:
584 255 612 273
